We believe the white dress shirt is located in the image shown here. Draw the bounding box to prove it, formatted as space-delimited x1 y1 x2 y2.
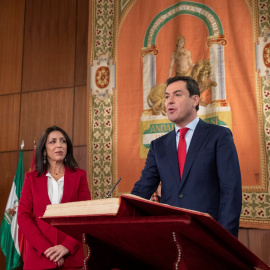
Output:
46 172 64 204
175 116 200 152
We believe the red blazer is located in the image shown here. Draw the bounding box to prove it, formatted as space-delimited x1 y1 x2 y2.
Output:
18 168 91 269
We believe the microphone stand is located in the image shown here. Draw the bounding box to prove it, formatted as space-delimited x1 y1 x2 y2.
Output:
106 177 121 198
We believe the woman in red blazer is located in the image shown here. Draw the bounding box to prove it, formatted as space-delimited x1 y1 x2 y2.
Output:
18 126 91 269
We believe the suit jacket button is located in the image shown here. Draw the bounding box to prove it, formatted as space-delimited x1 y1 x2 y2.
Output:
179 194 184 198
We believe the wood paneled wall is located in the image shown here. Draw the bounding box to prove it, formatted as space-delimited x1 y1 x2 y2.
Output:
0 0 269 269
0 0 88 268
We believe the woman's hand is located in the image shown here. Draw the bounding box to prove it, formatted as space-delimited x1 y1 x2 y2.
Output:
44 245 69 263
57 257 65 268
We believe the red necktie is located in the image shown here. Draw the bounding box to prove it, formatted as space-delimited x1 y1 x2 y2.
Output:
178 128 189 179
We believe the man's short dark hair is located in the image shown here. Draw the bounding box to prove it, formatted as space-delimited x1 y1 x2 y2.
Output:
166 76 200 111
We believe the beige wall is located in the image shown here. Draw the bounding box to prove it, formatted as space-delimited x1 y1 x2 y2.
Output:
0 0 269 269
0 0 88 268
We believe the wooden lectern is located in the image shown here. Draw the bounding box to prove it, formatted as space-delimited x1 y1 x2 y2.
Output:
42 195 270 270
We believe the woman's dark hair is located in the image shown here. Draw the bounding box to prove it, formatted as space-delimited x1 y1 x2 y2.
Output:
35 126 78 176
166 76 200 111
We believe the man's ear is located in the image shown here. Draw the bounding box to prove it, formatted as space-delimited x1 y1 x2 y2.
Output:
192 95 200 107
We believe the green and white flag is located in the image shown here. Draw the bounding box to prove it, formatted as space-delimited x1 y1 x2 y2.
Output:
0 144 24 270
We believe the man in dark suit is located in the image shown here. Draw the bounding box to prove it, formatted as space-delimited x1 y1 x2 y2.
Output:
131 76 242 238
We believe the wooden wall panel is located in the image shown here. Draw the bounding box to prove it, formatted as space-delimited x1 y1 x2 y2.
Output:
74 146 87 171
0 0 25 95
74 86 87 145
19 88 74 150
22 150 35 176
75 0 89 86
22 0 76 92
248 229 270 265
0 95 21 151
238 228 249 248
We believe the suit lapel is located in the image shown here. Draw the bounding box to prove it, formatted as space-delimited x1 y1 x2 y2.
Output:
180 119 210 189
61 168 77 203
165 130 181 188
39 173 51 205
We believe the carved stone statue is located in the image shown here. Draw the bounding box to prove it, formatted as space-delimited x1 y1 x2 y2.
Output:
168 36 194 77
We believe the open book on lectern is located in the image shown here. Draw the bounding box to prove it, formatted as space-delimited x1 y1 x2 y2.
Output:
42 193 210 219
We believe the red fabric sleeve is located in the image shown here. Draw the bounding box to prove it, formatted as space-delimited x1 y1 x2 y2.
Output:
78 170 91 201
17 173 52 256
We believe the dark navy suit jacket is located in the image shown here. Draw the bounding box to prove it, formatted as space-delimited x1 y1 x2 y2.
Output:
131 119 242 237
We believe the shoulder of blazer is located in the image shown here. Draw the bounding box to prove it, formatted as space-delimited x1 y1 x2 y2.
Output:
65 167 86 176
152 129 175 145
197 119 231 133
197 118 209 129
25 170 38 179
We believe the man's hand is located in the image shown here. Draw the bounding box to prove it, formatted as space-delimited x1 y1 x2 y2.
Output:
44 245 69 263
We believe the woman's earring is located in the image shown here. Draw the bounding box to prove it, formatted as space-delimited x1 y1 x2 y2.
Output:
64 157 67 163
43 155 46 164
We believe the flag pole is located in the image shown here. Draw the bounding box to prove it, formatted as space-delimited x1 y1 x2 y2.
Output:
20 140 24 150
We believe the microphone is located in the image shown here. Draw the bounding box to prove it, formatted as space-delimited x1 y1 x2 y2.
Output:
106 177 121 198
